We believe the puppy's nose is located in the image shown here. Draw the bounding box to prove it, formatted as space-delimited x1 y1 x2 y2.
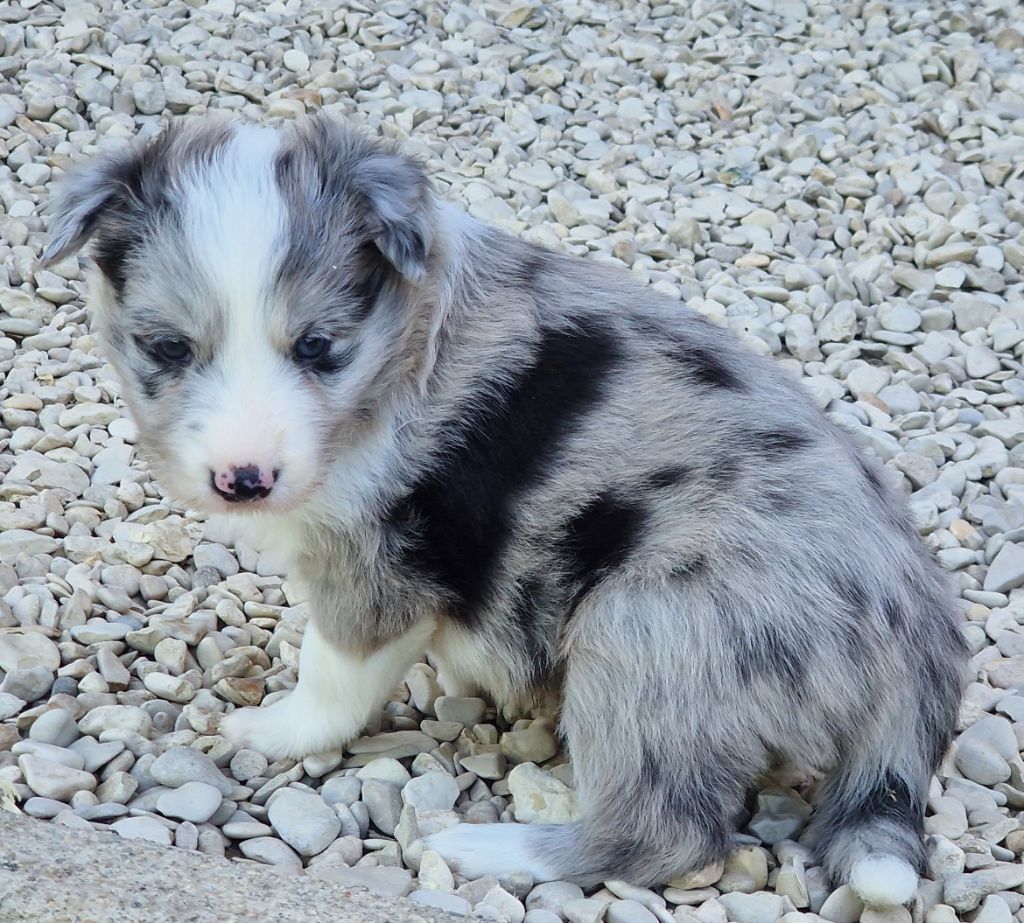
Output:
211 465 276 502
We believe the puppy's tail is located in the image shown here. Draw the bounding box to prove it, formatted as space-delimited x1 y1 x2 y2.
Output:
426 763 737 889
806 757 926 907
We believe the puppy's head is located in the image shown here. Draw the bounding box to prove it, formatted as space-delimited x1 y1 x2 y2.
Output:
45 117 436 513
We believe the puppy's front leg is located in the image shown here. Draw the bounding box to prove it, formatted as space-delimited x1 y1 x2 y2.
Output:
221 617 434 760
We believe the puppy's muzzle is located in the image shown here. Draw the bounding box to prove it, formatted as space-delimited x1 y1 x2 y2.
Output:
211 464 277 502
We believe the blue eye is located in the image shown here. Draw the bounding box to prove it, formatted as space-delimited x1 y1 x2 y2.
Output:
294 334 331 362
149 338 192 365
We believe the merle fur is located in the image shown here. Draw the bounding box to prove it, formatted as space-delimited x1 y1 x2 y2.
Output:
44 116 967 893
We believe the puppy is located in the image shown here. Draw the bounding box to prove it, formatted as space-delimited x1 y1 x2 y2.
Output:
45 117 966 905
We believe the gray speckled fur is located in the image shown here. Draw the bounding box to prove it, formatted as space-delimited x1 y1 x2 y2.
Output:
45 117 967 892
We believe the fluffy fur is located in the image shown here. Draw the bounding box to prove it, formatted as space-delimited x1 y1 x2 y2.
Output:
45 117 967 905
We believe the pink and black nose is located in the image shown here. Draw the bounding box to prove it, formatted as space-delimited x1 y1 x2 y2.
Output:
211 465 276 502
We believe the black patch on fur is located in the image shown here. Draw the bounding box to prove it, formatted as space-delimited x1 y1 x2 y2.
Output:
509 577 558 686
274 118 431 307
751 428 813 462
915 605 967 766
668 342 744 390
561 492 646 613
90 145 172 296
882 597 905 632
510 247 553 289
670 554 710 580
137 364 187 400
831 572 871 662
274 133 396 325
92 228 135 296
762 487 799 515
637 745 727 832
387 323 622 625
633 316 746 391
710 454 741 489
86 125 229 297
348 243 394 322
735 622 807 688
625 743 747 883
834 573 869 614
811 767 927 876
845 770 923 837
646 465 692 490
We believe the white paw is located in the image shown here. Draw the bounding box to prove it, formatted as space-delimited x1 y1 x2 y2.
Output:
425 823 556 882
219 705 298 760
219 698 356 761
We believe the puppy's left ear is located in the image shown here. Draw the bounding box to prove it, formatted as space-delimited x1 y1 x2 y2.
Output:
41 153 134 267
349 148 435 284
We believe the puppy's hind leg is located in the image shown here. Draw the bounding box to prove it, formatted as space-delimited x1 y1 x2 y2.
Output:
221 617 435 760
429 582 760 886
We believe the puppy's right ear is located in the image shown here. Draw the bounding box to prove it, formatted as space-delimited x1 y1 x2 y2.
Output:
42 153 135 267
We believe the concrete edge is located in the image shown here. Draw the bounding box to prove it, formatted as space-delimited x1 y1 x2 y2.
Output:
0 811 462 923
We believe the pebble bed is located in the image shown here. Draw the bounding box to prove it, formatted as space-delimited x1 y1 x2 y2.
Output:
1 1 1023 922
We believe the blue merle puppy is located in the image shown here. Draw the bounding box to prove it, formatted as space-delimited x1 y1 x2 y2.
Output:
44 116 966 905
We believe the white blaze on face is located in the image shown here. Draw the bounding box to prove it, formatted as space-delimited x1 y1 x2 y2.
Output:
172 125 321 510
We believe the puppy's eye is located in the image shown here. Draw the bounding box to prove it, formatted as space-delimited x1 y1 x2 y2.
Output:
293 334 331 362
148 338 192 365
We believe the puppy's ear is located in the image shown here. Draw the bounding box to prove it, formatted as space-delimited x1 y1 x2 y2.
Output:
286 118 436 285
41 149 142 267
348 148 435 285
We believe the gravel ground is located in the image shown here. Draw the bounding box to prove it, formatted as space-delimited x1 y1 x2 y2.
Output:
1 1 1023 922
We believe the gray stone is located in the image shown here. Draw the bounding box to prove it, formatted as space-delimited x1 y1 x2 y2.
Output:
321 775 362 807
943 865 1024 911
984 542 1024 594
268 789 341 857
27 712 79 749
156 781 223 823
361 779 404 835
69 739 125 774
433 696 487 726
229 748 268 782
0 531 60 562
475 885 526 923
356 758 411 785
0 693 26 721
563 898 606 923
717 894 785 923
18 755 96 802
955 717 1018 785
12 740 85 770
501 719 559 764
0 667 53 702
69 622 130 644
221 816 274 839
527 882 585 914
459 752 507 780
508 763 578 823
23 796 69 819
150 747 234 795
0 633 60 673
606 900 659 923
405 663 443 715
402 772 459 814
238 836 304 871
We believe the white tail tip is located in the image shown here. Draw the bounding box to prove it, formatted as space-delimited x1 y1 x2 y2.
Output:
850 855 918 906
